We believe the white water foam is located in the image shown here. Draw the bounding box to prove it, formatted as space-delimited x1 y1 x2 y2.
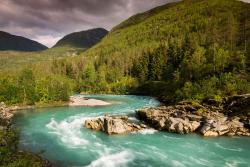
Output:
163 135 181 140
46 117 89 148
171 160 186 167
225 159 247 167
136 128 158 135
86 150 134 167
215 143 242 152
189 157 210 166
145 145 168 160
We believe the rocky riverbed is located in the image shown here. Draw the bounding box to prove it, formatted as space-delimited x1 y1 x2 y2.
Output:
85 94 250 137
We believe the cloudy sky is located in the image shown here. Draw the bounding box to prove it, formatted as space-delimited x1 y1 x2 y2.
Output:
0 0 180 47
1 0 249 48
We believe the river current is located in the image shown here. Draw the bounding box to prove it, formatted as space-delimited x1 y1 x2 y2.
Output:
14 95 250 167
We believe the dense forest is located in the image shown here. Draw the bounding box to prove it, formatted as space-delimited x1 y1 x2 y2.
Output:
0 0 249 105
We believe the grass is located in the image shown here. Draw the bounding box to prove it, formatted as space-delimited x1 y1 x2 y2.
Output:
0 46 85 71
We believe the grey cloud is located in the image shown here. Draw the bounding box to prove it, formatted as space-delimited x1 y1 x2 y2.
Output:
0 0 178 47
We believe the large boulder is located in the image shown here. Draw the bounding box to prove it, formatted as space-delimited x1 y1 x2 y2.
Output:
136 107 201 134
227 117 250 136
165 117 199 134
84 115 145 135
103 116 133 135
200 116 250 137
200 119 229 137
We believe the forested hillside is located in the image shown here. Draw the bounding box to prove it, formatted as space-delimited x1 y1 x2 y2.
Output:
0 0 250 105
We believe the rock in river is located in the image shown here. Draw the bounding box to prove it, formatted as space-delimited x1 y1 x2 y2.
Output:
136 100 250 137
136 106 201 134
85 115 146 135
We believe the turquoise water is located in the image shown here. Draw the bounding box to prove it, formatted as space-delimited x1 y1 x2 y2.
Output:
14 95 250 167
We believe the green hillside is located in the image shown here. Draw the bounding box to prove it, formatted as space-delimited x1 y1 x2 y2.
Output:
1 0 250 105
111 1 180 31
53 28 108 48
0 46 84 70
71 0 250 99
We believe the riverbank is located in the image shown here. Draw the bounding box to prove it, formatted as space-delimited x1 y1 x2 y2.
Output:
0 102 55 167
5 95 111 112
69 96 111 106
6 101 68 112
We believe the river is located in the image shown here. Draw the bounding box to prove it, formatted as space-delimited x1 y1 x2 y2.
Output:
14 95 250 167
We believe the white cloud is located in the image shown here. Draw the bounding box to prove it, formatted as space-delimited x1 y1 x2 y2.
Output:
240 0 250 2
33 35 61 48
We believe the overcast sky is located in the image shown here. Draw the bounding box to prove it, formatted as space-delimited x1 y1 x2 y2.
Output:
0 0 249 48
0 0 180 47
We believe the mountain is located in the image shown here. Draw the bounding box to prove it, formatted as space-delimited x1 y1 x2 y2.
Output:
53 28 108 49
0 31 48 51
1 0 250 105
77 0 250 98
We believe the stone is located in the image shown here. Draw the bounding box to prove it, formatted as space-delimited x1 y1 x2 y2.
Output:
156 117 166 130
203 131 219 137
200 124 211 134
103 116 133 135
191 121 201 131
217 125 229 136
187 114 202 121
85 118 103 131
84 115 145 135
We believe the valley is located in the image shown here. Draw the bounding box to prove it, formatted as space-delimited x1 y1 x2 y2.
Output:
0 0 250 167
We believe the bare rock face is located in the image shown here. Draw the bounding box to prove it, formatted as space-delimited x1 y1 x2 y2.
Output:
84 115 146 135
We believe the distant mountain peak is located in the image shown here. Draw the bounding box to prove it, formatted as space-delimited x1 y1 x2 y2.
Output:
0 31 48 51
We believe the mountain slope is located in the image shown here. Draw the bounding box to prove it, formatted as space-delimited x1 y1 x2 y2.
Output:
111 0 181 32
53 28 108 49
74 0 250 98
0 31 48 51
